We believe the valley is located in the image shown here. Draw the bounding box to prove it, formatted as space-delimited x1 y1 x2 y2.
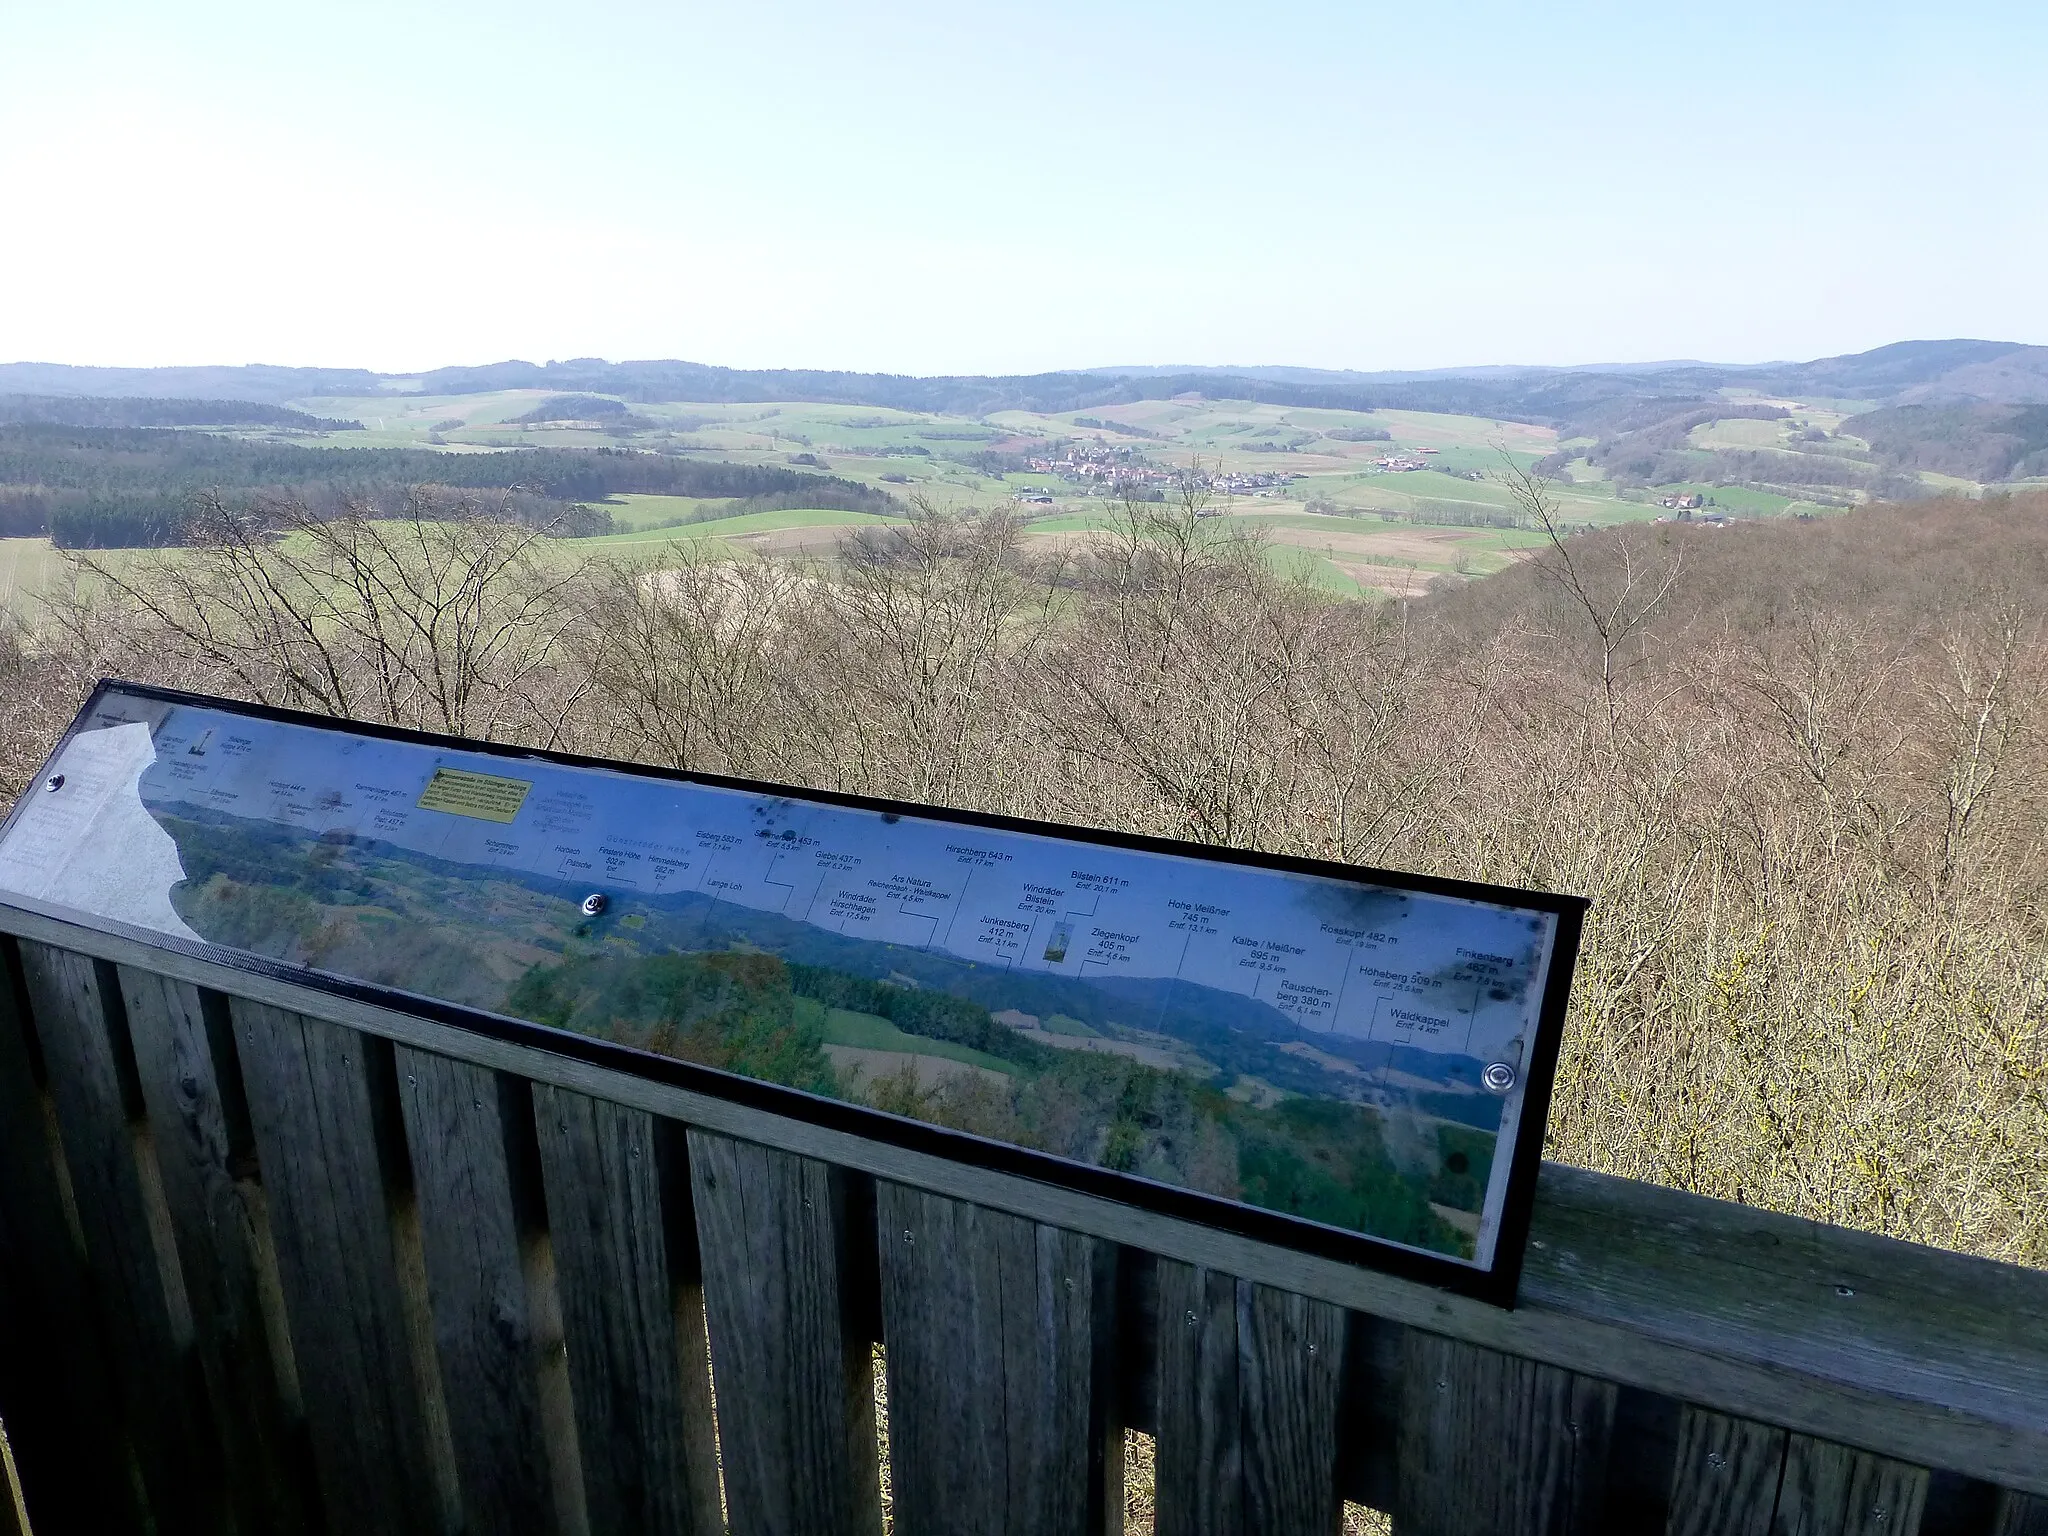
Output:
5 340 2046 618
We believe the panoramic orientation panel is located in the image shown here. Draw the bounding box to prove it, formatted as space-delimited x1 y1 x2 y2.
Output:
0 683 1584 1297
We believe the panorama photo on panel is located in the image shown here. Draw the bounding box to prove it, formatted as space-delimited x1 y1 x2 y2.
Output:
0 686 1572 1270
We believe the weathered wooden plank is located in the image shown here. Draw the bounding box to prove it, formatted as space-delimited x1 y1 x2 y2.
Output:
1154 1261 1344 1536
532 1085 720 1536
1396 1331 1618 1536
0 937 142 1536
118 966 317 1534
397 1045 561 1535
1332 1308 1401 1515
876 1181 1106 1536
1664 1407 1787 1536
1774 1436 1928 1536
1116 1249 1162 1437
689 1131 883 1536
1240 1283 1345 1535
15 943 220 1534
1522 1172 2047 1497
1090 1229 1126 1534
232 997 442 1535
1155 1262 1244 1536
1994 1491 2048 1536
1596 1387 1683 1532
15 906 2048 1496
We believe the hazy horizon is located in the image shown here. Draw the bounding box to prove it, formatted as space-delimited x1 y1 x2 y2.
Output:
0 342 1983 382
4 2 2043 376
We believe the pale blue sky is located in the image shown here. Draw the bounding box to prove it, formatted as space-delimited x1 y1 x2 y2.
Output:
1 1 2042 375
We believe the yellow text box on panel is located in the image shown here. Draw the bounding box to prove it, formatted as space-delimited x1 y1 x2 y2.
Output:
416 766 532 823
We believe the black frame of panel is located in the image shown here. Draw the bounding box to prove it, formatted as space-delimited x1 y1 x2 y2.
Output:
0 680 1587 1305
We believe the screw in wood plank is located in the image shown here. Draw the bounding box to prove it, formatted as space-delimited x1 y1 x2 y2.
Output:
407 1075 417 1085
1835 1285 1855 1297
1185 1311 1197 1327
1307 1343 1317 1354
1707 1452 1727 1470
473 1099 482 1109
903 1229 914 1244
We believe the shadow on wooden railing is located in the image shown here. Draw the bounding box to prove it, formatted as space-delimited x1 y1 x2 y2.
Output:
1 910 2044 1536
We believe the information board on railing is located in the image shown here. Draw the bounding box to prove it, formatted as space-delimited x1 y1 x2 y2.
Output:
0 682 1583 1300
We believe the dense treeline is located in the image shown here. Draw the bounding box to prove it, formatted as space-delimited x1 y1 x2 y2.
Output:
505 394 660 429
1532 399 1936 501
1689 447 1922 501
1846 403 2048 482
0 423 898 546
0 394 362 431
507 950 843 1096
390 346 2048 440
6 338 2044 460
1536 401 1788 482
783 962 1051 1067
0 361 383 402
498 943 1450 1242
2 487 2044 1268
407 355 1720 428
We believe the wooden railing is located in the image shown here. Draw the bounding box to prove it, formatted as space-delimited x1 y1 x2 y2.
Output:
1 905 2044 1536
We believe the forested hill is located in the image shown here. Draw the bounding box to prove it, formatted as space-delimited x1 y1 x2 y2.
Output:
7 340 2046 520
0 395 362 431
8 338 2045 425
0 362 383 402
0 425 898 547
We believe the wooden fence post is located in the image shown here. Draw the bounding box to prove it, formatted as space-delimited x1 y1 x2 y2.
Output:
231 1000 445 1535
689 1131 885 1536
15 944 220 1533
397 1046 565 1535
1395 1332 1618 1536
1153 1261 1346 1536
875 1181 1113 1536
0 939 143 1535
1772 1436 1928 1536
532 1086 723 1536
118 967 318 1533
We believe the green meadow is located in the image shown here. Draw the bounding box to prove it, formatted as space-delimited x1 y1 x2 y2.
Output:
803 998 1020 1076
4 378 1892 621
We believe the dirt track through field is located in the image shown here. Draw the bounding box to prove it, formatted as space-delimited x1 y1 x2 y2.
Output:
1324 560 1445 595
1249 521 1501 562
728 525 873 556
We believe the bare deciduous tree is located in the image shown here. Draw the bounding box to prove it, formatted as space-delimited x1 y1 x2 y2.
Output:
67 488 588 741
1497 455 1683 729
573 546 812 779
5 482 2046 1267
